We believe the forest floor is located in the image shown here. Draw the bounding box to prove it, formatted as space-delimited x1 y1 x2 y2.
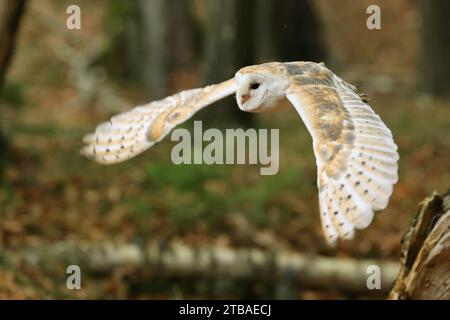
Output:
1 0 449 299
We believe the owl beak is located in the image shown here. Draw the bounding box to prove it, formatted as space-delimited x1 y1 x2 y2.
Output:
240 94 250 105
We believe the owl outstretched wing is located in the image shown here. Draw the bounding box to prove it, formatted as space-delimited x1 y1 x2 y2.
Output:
81 78 236 164
285 62 399 245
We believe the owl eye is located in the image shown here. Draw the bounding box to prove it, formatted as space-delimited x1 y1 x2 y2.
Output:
250 83 260 90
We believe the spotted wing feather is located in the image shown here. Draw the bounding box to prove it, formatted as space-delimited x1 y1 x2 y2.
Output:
285 62 399 245
81 79 236 164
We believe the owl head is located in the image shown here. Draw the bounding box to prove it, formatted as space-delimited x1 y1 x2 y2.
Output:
235 65 289 112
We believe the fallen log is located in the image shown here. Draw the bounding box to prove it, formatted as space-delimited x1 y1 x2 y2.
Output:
11 241 399 295
4 192 449 298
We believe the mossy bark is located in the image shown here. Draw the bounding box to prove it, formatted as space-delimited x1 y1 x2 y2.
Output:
389 190 450 300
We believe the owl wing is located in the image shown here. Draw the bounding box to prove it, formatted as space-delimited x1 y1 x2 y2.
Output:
81 78 236 164
285 63 399 245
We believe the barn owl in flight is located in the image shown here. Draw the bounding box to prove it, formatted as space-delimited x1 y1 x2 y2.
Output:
81 61 399 245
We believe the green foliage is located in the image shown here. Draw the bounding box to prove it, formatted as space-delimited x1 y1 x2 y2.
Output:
144 163 229 224
107 0 130 33
143 162 305 227
0 131 7 182
132 198 154 217
101 0 138 83
231 168 304 226
146 163 228 191
1 80 25 107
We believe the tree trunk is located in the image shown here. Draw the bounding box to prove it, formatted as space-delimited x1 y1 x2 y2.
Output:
128 0 167 100
0 0 26 182
0 0 26 90
420 0 450 96
389 190 450 300
165 0 196 74
125 0 196 100
202 0 254 124
255 0 327 63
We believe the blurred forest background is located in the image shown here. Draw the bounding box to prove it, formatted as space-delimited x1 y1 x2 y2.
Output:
0 0 449 299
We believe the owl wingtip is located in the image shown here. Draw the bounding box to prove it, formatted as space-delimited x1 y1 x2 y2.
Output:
82 133 95 144
80 145 95 159
326 236 338 247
